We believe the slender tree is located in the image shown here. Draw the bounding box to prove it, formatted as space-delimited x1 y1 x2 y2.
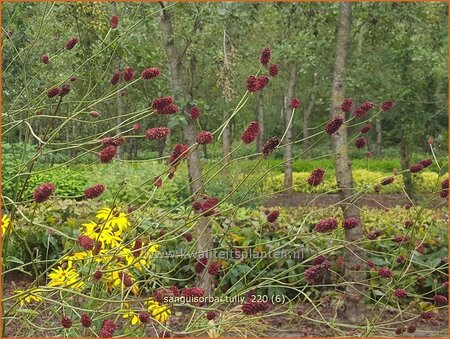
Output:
329 2 366 323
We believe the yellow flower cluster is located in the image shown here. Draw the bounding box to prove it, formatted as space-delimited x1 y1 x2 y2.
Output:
122 299 172 326
1 214 11 236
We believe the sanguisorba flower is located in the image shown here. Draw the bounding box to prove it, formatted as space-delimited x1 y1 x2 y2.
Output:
146 299 172 323
291 98 301 108
269 64 279 77
99 319 116 338
262 136 279 156
208 261 221 276
152 96 173 110
314 218 338 233
41 54 49 64
325 115 344 134
191 106 200 119
242 301 269 315
84 184 105 199
123 67 134 82
340 98 353 112
241 121 260 144
394 288 408 298
111 70 121 85
61 316 72 329
260 47 271 65
419 158 432 168
355 137 367 149
47 87 60 98
1 214 11 237
99 145 117 163
33 183 55 203
409 164 424 173
110 15 119 28
353 102 374 117
196 131 213 145
381 100 394 111
343 217 359 230
65 37 79 50
141 67 160 79
360 123 371 134
81 314 92 328
145 127 170 140
381 176 394 186
308 168 325 186
267 210 280 223
168 144 189 166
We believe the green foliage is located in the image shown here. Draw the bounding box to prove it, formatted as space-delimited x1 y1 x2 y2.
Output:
262 170 447 194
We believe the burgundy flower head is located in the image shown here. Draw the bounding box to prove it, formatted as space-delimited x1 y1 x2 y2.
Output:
381 100 394 111
145 127 170 140
77 235 95 251
197 131 213 145
262 136 280 156
360 124 371 134
269 64 279 77
394 288 408 298
305 263 330 284
308 168 325 186
168 144 189 166
158 104 178 115
267 210 280 223
404 220 413 228
241 121 260 144
343 217 359 230
381 177 394 186
247 76 259 92
142 67 160 80
341 98 353 112
260 47 271 65
208 261 221 276
65 37 79 50
441 178 448 189
367 229 382 240
111 71 121 85
325 115 344 134
419 158 432 168
118 272 133 288
84 184 105 199
99 145 117 163
314 218 338 233
61 316 72 329
33 183 55 203
154 176 163 188
93 270 103 283
195 257 208 274
242 301 268 315
123 67 134 82
312 255 327 266
355 137 367 149
410 164 424 173
191 106 200 119
132 239 142 258
396 255 405 264
353 102 374 117
47 87 60 98
433 295 448 305
420 311 433 320
258 76 270 90
133 123 141 132
99 319 116 338
183 232 193 242
110 15 119 29
291 98 301 108
41 55 49 64
181 287 204 298
202 197 220 216
90 111 100 118
139 312 150 323
206 311 216 320
81 314 92 328
378 267 392 279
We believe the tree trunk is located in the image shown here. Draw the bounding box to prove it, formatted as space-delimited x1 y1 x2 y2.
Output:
329 2 365 324
283 65 297 193
303 72 319 155
159 2 213 296
400 138 414 198
222 110 232 177
375 118 382 158
256 91 264 153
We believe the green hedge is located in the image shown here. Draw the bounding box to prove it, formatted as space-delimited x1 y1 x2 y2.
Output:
261 169 447 194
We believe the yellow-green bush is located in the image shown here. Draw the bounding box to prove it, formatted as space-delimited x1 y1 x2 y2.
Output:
261 170 447 194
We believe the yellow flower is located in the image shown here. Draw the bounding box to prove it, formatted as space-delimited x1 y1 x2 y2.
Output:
1 214 11 236
81 221 122 248
122 304 141 326
14 289 43 306
48 266 85 291
96 208 130 233
146 299 171 323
